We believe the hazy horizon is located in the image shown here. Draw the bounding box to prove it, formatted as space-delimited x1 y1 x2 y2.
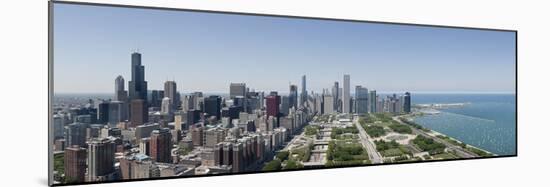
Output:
53 4 516 94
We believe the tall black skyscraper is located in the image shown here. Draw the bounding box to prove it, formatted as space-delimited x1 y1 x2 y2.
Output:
151 90 164 108
97 102 110 124
332 81 339 112
204 95 222 120
404 92 411 113
289 84 298 109
369 90 377 113
187 109 201 127
128 52 148 126
355 86 369 114
128 52 148 101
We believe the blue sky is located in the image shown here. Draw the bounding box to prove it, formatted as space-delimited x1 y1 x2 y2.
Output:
53 3 516 94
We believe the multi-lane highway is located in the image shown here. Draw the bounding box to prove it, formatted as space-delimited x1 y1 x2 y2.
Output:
353 117 383 164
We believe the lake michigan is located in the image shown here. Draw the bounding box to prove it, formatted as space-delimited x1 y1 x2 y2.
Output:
411 94 516 156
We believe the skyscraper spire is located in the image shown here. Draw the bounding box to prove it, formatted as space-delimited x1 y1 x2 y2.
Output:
128 52 147 100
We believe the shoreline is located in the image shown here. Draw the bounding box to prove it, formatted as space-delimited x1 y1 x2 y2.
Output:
404 114 496 157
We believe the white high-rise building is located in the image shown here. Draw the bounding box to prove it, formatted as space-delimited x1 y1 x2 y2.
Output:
343 74 350 113
323 95 334 114
161 97 172 114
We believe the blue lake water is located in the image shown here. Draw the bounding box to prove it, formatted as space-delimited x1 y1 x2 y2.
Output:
411 94 516 156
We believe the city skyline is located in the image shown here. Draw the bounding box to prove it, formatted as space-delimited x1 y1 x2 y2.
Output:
50 3 516 185
54 4 516 94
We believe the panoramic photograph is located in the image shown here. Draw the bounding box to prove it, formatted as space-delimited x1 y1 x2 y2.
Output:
50 2 516 185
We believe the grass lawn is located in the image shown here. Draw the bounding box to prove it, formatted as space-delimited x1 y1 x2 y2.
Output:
382 148 404 157
54 153 64 173
363 125 387 138
326 139 371 167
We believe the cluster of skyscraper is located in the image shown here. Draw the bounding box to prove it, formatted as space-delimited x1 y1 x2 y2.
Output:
312 74 411 116
52 52 323 184
52 52 412 184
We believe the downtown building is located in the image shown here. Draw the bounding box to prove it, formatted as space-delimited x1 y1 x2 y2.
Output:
86 124 103 140
114 75 128 102
182 92 203 112
403 92 411 113
377 96 385 113
300 75 307 108
114 76 129 125
355 85 369 114
161 97 172 115
289 84 298 110
315 94 323 115
173 112 185 131
97 100 127 127
150 90 165 108
266 94 280 119
205 128 227 148
342 74 351 113
323 95 334 114
139 137 151 155
229 83 246 99
332 81 340 112
135 123 160 140
119 153 155 180
65 122 88 147
231 142 244 173
279 116 295 135
130 98 148 127
280 96 290 116
64 145 87 182
204 95 222 120
108 101 126 127
191 126 204 147
186 109 201 128
128 52 148 127
369 90 377 113
97 101 110 124
150 128 173 163
53 114 66 140
164 81 179 111
87 138 116 182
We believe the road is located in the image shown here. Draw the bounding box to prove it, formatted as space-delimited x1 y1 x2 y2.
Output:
282 130 305 151
392 116 478 158
353 117 384 164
